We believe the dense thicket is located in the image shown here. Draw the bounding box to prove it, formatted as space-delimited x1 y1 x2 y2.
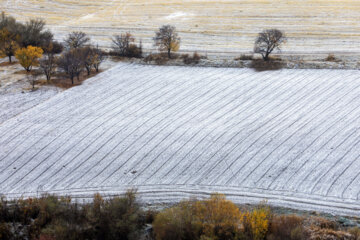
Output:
0 191 144 240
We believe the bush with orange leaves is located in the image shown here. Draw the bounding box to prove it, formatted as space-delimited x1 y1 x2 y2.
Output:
153 193 245 240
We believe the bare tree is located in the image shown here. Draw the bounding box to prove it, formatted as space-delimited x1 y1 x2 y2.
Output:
153 25 180 58
111 33 134 56
64 31 90 50
254 29 285 61
26 69 42 90
93 46 105 72
57 49 84 84
39 52 56 82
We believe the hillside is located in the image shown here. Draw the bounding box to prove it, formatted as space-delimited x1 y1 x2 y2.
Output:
0 63 359 216
1 0 360 55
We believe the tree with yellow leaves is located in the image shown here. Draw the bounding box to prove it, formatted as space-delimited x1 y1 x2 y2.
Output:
15 45 43 72
0 27 19 63
243 203 271 240
153 25 180 59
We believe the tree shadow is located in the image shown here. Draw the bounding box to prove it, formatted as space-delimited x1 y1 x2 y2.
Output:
250 59 286 72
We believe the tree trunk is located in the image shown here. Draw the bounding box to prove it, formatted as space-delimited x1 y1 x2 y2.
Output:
263 52 270 61
168 48 171 59
8 55 11 63
71 76 74 85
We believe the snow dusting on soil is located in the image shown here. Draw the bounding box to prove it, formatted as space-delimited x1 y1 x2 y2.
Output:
0 63 360 216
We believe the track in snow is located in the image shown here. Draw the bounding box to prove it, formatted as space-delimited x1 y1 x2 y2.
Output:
0 63 359 216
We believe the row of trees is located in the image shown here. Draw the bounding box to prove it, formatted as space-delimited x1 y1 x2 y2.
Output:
0 12 107 85
112 25 285 61
0 11 286 87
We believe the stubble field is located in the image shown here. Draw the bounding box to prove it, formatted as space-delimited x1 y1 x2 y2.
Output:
2 0 360 56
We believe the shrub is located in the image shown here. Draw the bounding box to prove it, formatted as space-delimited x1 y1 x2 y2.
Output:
153 194 245 240
267 215 306 240
349 227 360 240
0 222 11 240
243 203 271 240
325 54 338 62
194 194 243 240
0 191 145 240
183 52 201 64
235 54 254 61
144 53 169 65
153 200 199 240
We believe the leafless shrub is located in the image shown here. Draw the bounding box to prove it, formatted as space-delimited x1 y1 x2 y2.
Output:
325 54 340 62
235 54 254 61
144 53 169 65
182 52 201 64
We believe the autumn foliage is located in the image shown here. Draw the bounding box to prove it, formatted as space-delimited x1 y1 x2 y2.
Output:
15 45 43 72
0 27 19 63
153 194 245 240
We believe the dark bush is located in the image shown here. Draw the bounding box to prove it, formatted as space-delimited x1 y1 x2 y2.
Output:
144 53 169 65
183 52 201 65
267 215 307 240
235 54 254 61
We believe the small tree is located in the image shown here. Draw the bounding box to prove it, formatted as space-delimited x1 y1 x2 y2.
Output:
26 69 42 90
93 46 105 73
153 25 180 58
111 33 134 56
15 45 43 72
57 48 84 84
18 19 53 48
0 27 19 63
39 52 56 82
254 29 285 61
64 31 90 50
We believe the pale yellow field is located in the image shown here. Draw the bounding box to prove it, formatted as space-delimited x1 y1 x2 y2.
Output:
1 0 360 55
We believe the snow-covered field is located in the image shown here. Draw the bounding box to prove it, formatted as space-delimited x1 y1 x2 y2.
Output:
0 63 360 216
2 0 360 55
0 60 60 124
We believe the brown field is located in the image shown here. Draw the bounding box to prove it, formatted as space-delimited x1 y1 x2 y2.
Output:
1 1 360 56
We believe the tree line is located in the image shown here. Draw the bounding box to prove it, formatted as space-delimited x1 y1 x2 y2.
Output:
0 12 286 87
0 192 359 240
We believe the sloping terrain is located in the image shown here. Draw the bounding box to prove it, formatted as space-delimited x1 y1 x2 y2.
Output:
2 0 360 55
0 63 360 216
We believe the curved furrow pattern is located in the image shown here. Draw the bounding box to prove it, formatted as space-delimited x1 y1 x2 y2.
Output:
170 69 313 185
237 73 360 188
1 63 360 216
189 70 338 186
54 67 226 189
221 71 351 186
141 70 290 185
9 66 190 191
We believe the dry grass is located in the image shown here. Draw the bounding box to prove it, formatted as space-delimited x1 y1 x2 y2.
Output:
2 0 360 55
